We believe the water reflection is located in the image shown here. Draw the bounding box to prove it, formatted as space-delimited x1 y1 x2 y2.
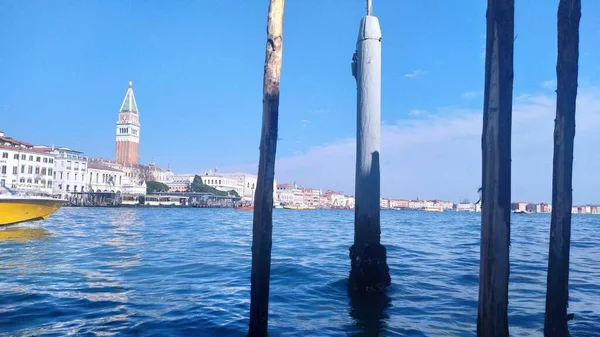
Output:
0 227 51 243
348 290 391 336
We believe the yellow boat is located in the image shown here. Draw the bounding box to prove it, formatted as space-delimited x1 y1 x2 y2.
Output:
0 195 67 226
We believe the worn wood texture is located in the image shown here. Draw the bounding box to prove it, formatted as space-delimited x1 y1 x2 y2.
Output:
248 0 284 335
477 0 514 336
544 1 581 336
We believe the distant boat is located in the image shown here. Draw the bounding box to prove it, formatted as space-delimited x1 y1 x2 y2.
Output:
237 205 253 210
283 205 315 210
513 209 531 214
423 207 443 212
0 194 67 226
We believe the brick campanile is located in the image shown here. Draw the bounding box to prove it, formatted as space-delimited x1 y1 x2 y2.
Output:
115 81 140 165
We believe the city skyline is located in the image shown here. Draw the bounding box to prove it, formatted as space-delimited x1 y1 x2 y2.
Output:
1 1 600 203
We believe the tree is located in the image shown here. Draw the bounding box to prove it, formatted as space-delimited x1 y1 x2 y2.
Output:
188 175 229 197
138 164 155 183
477 0 514 336
146 180 169 194
544 1 581 336
248 0 284 335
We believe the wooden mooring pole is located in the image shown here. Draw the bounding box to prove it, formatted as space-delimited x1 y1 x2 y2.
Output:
349 0 390 293
247 0 284 336
544 1 581 336
477 0 514 336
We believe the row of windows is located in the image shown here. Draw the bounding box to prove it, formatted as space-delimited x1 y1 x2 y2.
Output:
56 171 123 185
90 173 122 185
0 178 53 188
5 165 55 176
55 171 87 182
2 165 52 176
58 184 82 192
118 127 139 136
16 177 53 187
1 152 54 163
62 160 86 171
0 167 124 188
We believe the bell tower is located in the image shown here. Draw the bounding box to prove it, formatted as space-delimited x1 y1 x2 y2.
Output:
115 81 140 165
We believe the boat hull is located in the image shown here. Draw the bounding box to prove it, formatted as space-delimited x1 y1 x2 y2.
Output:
0 198 67 226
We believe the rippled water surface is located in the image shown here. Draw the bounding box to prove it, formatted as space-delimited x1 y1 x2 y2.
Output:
1 208 599 336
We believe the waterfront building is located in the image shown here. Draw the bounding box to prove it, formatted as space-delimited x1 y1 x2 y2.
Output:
408 198 427 209
202 172 243 196
276 183 305 205
0 132 54 195
380 198 391 209
432 200 454 210
88 158 168 193
276 183 296 204
390 199 409 209
302 188 321 207
51 147 88 199
166 178 190 192
540 203 552 213
511 201 528 212
115 81 141 165
86 163 144 195
456 202 476 212
322 190 354 209
526 203 538 213
342 195 355 209
170 170 271 202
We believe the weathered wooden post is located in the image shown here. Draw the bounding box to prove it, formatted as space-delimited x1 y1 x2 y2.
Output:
477 0 514 336
248 0 285 336
544 1 581 336
349 0 391 293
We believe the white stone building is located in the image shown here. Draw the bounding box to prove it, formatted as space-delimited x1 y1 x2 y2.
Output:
169 170 274 202
51 147 88 198
276 183 297 204
86 163 145 195
0 132 54 195
302 188 321 207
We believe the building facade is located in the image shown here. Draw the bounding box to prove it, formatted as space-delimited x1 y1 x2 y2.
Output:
276 183 299 205
51 147 88 198
170 170 271 202
301 188 321 207
115 81 140 165
0 132 54 195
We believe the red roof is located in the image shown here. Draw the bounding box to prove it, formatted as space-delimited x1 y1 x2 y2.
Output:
0 135 34 147
0 143 54 155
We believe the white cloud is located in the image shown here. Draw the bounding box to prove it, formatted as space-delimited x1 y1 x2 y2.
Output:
223 87 600 204
462 91 480 100
301 119 310 124
404 69 425 78
409 109 426 116
541 79 557 89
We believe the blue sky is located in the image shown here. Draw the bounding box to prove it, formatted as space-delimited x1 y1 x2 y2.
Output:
1 1 599 203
